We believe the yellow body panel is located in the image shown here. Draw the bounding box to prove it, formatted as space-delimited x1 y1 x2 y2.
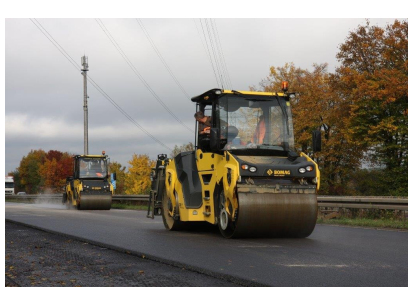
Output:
66 179 83 207
164 150 240 224
300 152 321 190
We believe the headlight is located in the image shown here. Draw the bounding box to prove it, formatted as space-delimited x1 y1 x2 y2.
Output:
249 167 257 173
298 168 306 174
306 166 313 172
241 164 249 170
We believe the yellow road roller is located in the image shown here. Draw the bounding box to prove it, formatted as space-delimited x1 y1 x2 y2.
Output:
148 86 321 238
63 152 115 210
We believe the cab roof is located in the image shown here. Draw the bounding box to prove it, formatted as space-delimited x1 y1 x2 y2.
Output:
191 89 286 104
74 155 107 159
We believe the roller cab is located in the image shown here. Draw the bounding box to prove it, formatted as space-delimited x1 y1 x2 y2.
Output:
63 153 115 210
148 88 322 238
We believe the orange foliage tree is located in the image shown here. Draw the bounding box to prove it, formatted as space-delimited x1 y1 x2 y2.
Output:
336 19 408 195
16 149 74 194
257 63 364 194
39 152 73 193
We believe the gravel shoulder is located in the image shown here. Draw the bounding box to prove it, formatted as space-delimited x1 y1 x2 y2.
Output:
5 221 241 287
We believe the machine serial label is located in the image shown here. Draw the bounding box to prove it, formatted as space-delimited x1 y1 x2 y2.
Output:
266 169 291 176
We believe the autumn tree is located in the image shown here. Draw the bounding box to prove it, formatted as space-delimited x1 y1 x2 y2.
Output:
171 142 195 157
38 152 73 193
8 170 23 193
109 161 126 194
18 149 46 194
336 19 408 195
124 154 155 194
258 63 364 194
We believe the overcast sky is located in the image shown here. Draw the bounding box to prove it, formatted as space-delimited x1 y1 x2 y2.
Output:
3 15 401 175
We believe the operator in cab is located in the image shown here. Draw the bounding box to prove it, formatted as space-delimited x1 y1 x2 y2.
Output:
194 111 211 135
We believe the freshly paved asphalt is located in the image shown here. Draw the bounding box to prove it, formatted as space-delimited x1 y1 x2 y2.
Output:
5 202 408 286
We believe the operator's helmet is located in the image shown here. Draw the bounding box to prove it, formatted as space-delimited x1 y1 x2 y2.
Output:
227 126 239 142
90 160 101 171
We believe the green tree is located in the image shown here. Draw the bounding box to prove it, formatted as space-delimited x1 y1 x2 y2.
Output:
18 149 46 194
336 19 408 195
124 154 155 194
8 170 23 193
171 142 195 157
109 161 126 194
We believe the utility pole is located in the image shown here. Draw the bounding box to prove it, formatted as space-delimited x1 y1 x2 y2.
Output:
81 56 89 155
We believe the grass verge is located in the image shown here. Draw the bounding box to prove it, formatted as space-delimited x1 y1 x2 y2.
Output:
111 203 147 210
317 217 407 230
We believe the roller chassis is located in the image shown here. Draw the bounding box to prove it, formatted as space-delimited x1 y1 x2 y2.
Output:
148 149 319 238
63 154 114 210
147 88 321 238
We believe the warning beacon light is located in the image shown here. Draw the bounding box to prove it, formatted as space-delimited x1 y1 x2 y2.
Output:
282 81 289 92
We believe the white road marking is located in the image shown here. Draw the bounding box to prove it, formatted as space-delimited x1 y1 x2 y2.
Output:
238 245 281 248
285 264 349 268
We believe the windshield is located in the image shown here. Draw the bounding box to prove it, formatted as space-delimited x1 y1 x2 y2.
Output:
5 182 14 188
78 157 107 179
217 95 294 151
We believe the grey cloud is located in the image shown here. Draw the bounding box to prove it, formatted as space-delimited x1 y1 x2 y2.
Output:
5 18 398 174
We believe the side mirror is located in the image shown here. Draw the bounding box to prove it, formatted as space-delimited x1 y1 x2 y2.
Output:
209 128 221 152
112 173 117 181
312 130 322 152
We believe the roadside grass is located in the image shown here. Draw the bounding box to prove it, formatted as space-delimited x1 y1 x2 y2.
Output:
6 197 38 203
111 203 147 210
317 215 408 230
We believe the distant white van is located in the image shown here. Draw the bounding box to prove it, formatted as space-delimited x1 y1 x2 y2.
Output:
5 176 15 195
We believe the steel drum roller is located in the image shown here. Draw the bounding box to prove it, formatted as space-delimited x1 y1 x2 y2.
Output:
78 194 112 210
230 192 318 238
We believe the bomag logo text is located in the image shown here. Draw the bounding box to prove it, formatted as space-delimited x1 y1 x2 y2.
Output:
92 187 101 190
267 169 291 176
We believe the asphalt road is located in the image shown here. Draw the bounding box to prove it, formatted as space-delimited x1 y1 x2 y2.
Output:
5 202 408 286
5 221 242 287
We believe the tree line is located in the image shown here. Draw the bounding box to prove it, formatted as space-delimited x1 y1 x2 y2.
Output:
8 20 407 196
9 150 155 195
255 19 407 196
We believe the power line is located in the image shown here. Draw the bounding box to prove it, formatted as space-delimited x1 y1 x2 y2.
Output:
211 19 233 89
96 19 193 133
29 18 173 152
30 19 80 71
136 19 191 100
209 19 229 88
199 19 220 87
196 19 233 90
204 19 226 88
193 19 213 68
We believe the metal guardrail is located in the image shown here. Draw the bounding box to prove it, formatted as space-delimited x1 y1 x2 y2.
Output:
113 195 149 202
6 195 408 210
4 194 149 202
317 196 408 211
